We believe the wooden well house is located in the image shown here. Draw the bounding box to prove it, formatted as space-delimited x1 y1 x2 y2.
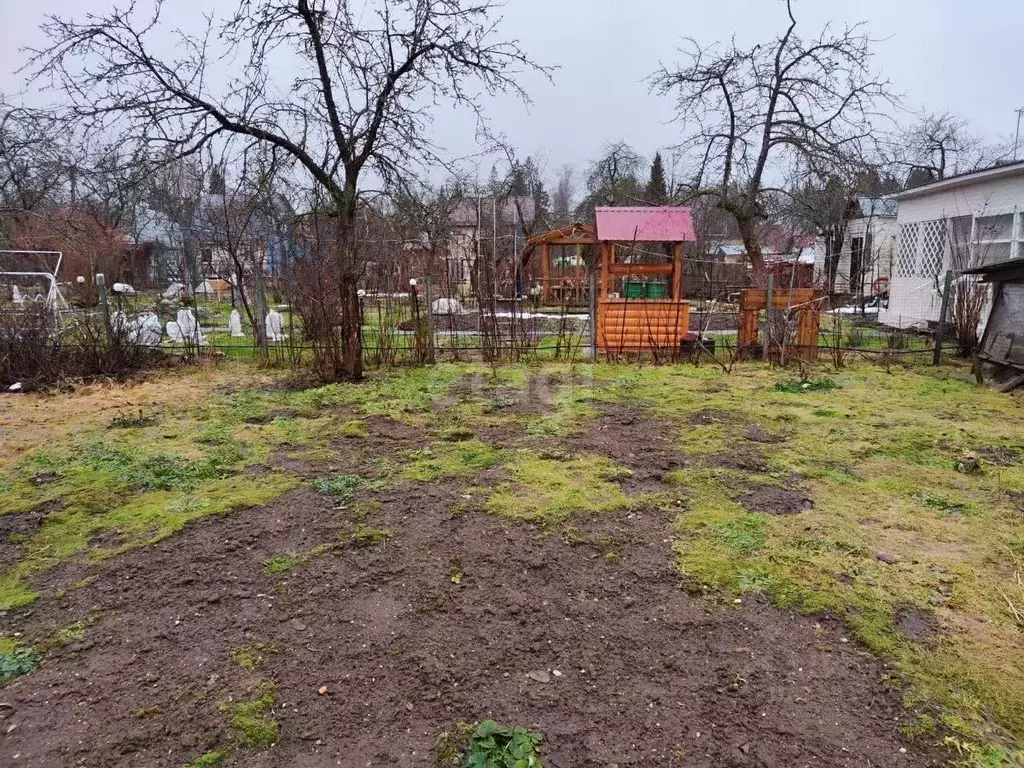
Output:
594 206 697 353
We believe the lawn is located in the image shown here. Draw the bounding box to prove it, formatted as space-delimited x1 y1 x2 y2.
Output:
0 358 1021 767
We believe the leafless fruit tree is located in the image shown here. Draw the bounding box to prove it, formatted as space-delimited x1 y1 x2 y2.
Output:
650 0 892 280
890 113 1012 186
28 0 544 380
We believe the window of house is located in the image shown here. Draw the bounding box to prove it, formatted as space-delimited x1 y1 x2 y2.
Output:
973 213 1019 267
896 220 946 279
897 210 1022 280
895 222 919 278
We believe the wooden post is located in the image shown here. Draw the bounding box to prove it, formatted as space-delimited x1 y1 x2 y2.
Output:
95 273 112 343
672 243 683 300
971 348 985 385
541 243 550 304
589 268 597 360
601 243 612 299
254 271 269 361
933 269 953 366
763 272 773 362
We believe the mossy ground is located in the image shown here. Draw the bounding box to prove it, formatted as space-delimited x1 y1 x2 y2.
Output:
2 358 1021 763
588 362 1023 758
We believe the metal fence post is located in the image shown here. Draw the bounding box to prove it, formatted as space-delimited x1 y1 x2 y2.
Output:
933 269 953 366
425 274 436 364
763 272 773 362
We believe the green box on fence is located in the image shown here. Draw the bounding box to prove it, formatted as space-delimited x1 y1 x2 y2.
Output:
623 282 645 298
645 282 667 299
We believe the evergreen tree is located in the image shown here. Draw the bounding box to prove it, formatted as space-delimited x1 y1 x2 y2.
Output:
487 164 503 197
209 163 226 195
507 161 529 196
647 152 667 204
522 156 549 217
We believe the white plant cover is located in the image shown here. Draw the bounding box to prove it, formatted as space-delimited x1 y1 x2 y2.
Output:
265 309 285 341
431 297 463 315
229 309 245 337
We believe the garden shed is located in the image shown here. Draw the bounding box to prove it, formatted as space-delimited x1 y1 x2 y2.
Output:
961 256 1024 390
594 206 696 353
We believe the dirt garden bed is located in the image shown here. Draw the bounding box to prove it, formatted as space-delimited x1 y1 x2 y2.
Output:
0 361 1021 766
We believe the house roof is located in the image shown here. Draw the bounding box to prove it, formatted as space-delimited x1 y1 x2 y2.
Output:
891 160 1024 201
960 256 1024 281
716 244 747 257
854 197 898 218
132 207 184 248
525 223 596 247
594 206 696 243
450 196 536 227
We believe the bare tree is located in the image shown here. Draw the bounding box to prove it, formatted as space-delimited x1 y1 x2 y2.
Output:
551 164 576 216
650 0 891 280
577 141 644 218
198 145 292 360
393 178 465 290
892 112 1011 186
0 103 68 228
29 0 544 380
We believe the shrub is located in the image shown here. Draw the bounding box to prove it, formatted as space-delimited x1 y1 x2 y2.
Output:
0 304 162 388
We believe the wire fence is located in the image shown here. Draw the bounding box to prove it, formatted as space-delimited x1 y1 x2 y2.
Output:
1 268 952 389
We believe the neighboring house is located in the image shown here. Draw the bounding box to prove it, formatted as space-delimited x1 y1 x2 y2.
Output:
192 192 294 281
830 198 898 296
714 243 748 264
447 196 536 293
880 161 1024 329
128 207 186 285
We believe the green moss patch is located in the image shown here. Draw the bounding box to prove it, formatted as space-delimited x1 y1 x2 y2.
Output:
484 452 636 523
226 680 279 748
402 440 501 483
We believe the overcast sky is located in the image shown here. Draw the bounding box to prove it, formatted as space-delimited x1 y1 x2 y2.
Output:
2 0 1022 182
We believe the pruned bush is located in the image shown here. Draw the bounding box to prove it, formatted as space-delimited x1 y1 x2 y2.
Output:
0 304 162 388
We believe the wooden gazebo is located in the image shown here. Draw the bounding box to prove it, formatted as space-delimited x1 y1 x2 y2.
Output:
524 223 597 305
594 206 696 353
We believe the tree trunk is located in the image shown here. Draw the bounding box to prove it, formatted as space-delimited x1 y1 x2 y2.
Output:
334 185 362 380
738 217 767 283
823 227 844 295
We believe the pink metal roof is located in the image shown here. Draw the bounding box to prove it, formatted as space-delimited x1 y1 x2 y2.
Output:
594 206 696 243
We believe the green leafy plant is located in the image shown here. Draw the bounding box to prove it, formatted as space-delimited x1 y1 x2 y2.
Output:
773 377 839 394
0 648 42 683
462 720 543 768
312 474 365 501
846 328 866 349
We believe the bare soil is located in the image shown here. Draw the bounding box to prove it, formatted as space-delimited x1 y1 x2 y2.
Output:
0 393 944 768
736 483 814 516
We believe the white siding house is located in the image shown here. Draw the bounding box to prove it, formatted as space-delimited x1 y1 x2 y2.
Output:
879 162 1024 329
833 198 898 295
